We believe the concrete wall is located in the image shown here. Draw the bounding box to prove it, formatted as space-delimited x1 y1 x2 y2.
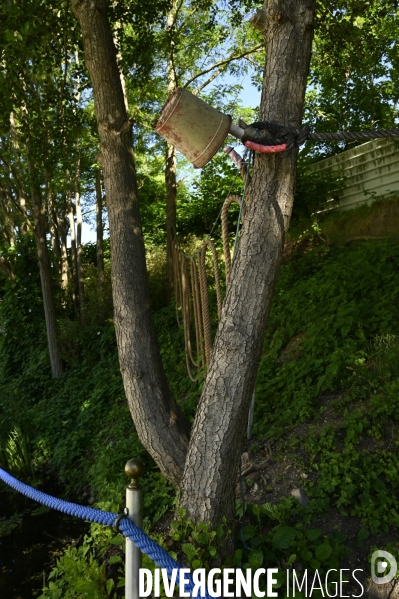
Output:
310 138 399 211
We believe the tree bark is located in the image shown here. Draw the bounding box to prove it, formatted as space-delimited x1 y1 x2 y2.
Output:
24 143 64 378
95 168 104 293
179 0 316 526
48 192 63 283
165 5 178 302
165 142 177 300
75 154 86 324
31 189 65 378
59 217 69 293
72 0 315 526
72 0 190 487
67 190 80 317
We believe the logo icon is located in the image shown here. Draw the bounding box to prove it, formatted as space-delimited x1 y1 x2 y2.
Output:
371 550 397 585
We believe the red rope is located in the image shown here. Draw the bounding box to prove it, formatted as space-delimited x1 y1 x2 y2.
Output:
244 140 287 153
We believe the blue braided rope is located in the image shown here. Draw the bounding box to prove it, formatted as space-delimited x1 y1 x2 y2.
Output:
0 467 213 599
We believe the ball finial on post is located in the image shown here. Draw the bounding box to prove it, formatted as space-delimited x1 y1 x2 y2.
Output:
125 458 144 489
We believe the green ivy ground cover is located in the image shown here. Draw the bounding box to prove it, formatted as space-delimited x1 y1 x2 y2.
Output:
1 237 399 597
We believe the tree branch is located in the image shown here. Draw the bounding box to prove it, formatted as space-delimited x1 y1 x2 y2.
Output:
192 65 226 95
183 44 263 89
175 4 200 36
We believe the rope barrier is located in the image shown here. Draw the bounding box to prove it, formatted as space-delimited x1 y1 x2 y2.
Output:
242 120 399 153
0 467 213 599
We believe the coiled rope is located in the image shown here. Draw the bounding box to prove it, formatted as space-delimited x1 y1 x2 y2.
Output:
172 149 250 376
0 467 213 599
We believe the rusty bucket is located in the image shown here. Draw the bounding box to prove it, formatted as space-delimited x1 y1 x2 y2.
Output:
155 88 232 168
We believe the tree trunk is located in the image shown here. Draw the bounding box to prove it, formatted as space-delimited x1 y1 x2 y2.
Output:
72 0 315 527
48 193 63 282
165 6 178 302
72 0 190 487
67 193 80 317
59 217 69 293
179 0 316 527
95 168 104 293
24 146 64 378
75 155 85 324
32 194 64 378
165 142 177 300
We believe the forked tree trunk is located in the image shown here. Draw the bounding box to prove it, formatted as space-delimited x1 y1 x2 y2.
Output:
72 0 190 487
72 0 315 526
179 0 316 526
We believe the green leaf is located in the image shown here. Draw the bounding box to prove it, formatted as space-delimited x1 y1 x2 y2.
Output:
249 550 264 568
241 525 257 541
272 526 296 549
306 528 322 541
315 541 332 561
110 534 124 546
357 528 369 547
106 579 114 594
195 532 208 544
182 543 197 561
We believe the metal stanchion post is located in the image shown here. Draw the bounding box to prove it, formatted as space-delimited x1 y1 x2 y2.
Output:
125 458 144 599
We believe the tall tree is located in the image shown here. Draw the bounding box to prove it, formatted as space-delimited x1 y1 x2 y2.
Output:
305 0 399 157
72 0 315 530
0 0 90 376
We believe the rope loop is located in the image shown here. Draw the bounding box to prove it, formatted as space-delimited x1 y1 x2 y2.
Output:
221 195 242 284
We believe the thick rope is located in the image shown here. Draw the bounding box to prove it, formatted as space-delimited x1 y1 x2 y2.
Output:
0 467 213 599
221 195 242 285
242 120 399 153
198 245 213 367
181 256 200 382
198 239 223 367
205 239 222 320
171 150 252 375
223 146 247 181
173 242 182 328
190 257 204 370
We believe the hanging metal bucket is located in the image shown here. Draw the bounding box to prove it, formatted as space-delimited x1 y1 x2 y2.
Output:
155 88 232 168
